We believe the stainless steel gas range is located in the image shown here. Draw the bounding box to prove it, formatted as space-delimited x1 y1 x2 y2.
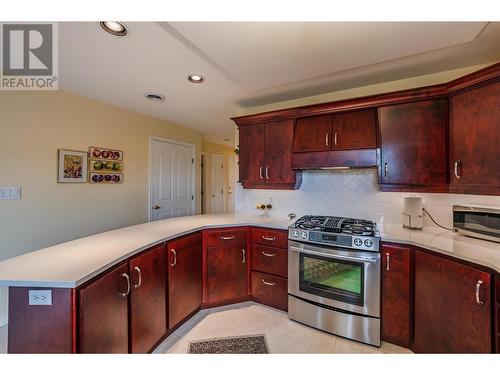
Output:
287 215 381 346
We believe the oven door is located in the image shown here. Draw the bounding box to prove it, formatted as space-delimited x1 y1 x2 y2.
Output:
288 240 380 317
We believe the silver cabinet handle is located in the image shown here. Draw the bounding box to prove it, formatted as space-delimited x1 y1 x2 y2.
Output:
454 160 462 179
265 167 269 180
133 266 142 289
259 166 263 180
262 235 275 241
262 279 276 286
384 162 388 177
170 249 177 267
119 273 130 297
386 253 390 271
334 131 338 146
242 249 246 264
221 235 235 240
325 133 329 146
475 280 484 305
262 251 276 257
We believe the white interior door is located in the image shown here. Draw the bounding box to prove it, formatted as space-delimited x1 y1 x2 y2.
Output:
227 156 236 212
209 153 224 214
150 138 194 221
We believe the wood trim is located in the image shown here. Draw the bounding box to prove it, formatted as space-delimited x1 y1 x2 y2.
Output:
292 149 378 169
232 62 500 126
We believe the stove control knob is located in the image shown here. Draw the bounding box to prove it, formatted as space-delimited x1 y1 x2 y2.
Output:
301 232 307 239
293 230 299 238
364 239 374 248
353 238 363 246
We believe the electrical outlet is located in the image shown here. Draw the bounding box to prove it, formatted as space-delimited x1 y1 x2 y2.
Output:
0 186 21 200
28 290 52 306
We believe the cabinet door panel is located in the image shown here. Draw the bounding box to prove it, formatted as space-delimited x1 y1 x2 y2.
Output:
129 244 167 353
414 250 491 353
332 109 377 150
238 124 265 183
251 244 288 278
293 115 332 152
451 81 500 187
207 241 247 304
79 263 129 353
265 120 295 184
379 99 448 185
381 244 411 348
251 271 288 311
168 232 202 329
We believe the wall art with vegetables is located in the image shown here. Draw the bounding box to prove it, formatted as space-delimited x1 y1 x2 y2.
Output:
57 147 124 184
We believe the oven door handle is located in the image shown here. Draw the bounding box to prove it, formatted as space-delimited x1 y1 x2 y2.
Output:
289 245 379 263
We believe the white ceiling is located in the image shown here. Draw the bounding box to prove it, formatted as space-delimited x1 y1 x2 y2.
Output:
59 22 500 147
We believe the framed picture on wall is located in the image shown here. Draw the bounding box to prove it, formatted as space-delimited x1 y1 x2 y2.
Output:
58 149 88 183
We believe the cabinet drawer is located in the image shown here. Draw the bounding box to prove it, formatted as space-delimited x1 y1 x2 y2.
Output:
251 271 288 311
251 227 288 249
205 228 246 248
251 244 288 278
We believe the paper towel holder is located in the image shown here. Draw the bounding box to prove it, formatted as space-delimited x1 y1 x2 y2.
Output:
402 195 424 230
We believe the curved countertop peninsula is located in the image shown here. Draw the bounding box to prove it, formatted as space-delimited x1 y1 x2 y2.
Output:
0 213 499 289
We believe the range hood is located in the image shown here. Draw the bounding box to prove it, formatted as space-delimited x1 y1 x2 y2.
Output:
291 148 379 170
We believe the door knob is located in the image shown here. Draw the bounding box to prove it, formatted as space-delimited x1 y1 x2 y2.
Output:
153 205 161 210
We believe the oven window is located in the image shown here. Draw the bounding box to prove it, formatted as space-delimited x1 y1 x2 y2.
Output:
299 252 364 306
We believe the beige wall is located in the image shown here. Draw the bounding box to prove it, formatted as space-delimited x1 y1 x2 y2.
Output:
0 90 203 262
202 141 236 213
234 62 496 117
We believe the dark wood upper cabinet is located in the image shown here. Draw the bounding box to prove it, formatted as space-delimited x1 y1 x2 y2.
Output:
413 250 492 353
78 263 129 353
129 244 167 354
265 120 296 184
205 228 248 306
293 115 332 152
167 232 202 329
238 124 265 184
381 243 412 348
332 109 377 150
238 120 300 189
379 99 448 187
450 81 500 194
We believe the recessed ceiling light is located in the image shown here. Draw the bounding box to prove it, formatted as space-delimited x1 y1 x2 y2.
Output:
100 21 128 37
187 74 205 83
144 93 165 102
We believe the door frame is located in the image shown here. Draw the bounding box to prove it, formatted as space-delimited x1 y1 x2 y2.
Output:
209 152 225 214
148 135 196 222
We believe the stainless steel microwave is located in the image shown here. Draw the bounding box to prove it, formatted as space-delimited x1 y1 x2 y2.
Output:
453 205 500 243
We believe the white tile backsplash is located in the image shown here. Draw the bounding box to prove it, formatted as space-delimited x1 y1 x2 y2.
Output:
235 169 500 231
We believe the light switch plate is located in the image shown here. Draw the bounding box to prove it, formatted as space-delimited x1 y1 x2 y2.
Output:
28 290 52 305
0 186 21 200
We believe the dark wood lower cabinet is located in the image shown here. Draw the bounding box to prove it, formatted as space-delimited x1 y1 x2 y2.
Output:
129 244 167 353
78 263 129 353
205 229 248 306
251 271 288 311
413 250 492 353
168 232 202 329
381 243 412 348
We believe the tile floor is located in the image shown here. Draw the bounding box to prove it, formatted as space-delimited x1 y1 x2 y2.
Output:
0 302 413 354
154 302 413 354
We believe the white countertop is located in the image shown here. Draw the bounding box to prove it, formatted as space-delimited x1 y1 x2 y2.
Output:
0 213 499 288
0 213 293 288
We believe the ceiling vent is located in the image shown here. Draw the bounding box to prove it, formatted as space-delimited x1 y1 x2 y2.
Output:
144 93 165 102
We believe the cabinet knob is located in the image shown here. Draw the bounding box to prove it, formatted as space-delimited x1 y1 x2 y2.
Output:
119 273 130 297
454 160 462 179
475 280 484 305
